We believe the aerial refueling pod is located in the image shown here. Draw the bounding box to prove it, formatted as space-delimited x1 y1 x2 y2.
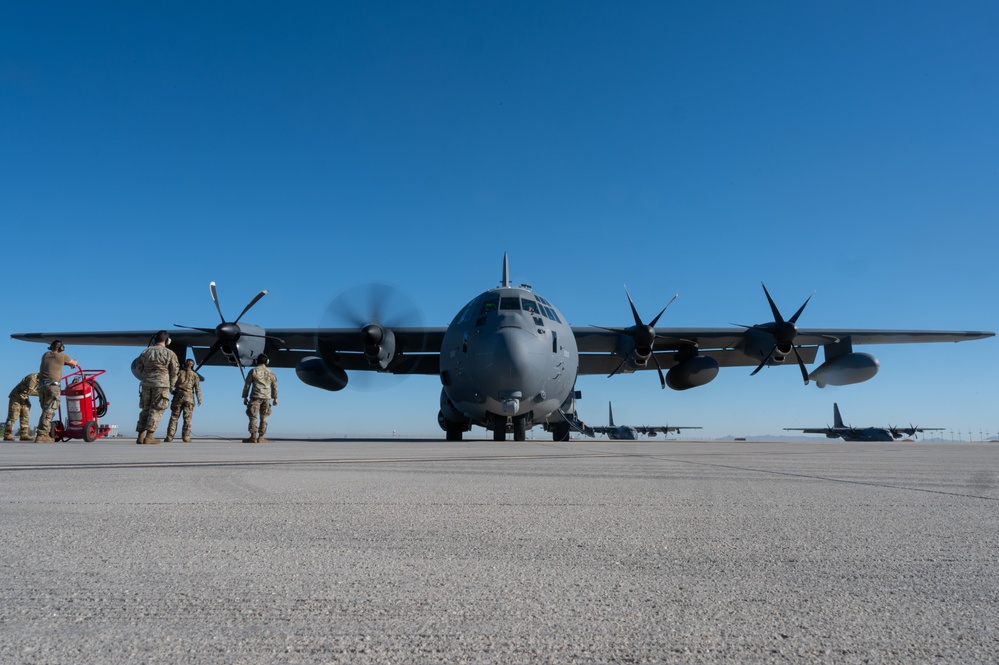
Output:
295 356 349 392
808 352 879 388
665 355 719 391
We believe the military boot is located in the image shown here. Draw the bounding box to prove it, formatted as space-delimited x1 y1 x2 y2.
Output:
144 435 162 444
136 431 147 444
34 434 55 443
182 435 191 443
3 433 14 442
242 432 257 443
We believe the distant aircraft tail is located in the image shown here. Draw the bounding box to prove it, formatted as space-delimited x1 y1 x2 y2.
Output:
608 401 615 427
833 403 845 429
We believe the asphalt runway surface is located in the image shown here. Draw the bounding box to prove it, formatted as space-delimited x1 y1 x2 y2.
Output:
1 437 997 664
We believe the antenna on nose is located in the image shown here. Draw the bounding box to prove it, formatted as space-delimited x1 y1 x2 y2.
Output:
501 252 510 287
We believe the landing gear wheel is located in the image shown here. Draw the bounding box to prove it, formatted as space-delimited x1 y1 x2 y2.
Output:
513 415 527 442
445 426 463 441
552 422 571 442
83 420 99 442
493 425 506 441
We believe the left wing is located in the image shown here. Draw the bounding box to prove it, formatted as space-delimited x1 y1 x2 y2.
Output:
573 326 993 388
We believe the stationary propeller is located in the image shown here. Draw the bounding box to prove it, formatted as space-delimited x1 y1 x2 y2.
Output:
174 282 282 380
595 288 679 389
890 424 919 439
734 283 837 385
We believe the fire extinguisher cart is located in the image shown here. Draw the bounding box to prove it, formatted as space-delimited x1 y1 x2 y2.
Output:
52 368 112 442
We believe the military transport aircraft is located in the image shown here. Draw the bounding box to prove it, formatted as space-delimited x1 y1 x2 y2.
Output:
784 403 944 442
585 401 700 439
10 254 994 442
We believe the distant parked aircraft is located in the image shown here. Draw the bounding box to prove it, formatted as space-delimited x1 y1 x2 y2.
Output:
784 403 943 441
585 402 700 440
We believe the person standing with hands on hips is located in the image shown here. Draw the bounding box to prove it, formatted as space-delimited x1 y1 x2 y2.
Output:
135 331 179 445
242 353 277 443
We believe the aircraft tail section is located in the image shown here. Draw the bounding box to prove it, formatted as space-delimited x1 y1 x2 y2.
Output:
833 403 845 429
608 401 615 427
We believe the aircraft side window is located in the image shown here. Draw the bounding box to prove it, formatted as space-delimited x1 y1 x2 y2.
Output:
541 305 555 320
548 308 561 324
500 297 520 310
522 299 539 314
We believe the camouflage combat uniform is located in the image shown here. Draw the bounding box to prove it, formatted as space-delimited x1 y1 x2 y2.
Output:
135 345 179 443
242 364 278 442
165 364 202 442
37 350 75 441
5 373 38 441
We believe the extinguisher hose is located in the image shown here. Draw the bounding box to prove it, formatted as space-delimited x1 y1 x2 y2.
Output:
92 380 109 418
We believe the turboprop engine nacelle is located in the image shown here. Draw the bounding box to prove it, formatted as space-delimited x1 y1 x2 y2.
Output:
808 352 879 388
665 356 720 391
362 324 396 370
295 356 349 392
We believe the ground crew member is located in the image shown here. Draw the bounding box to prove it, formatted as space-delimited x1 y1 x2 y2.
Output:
135 330 179 445
165 358 202 442
5 372 39 441
242 353 277 443
35 341 78 442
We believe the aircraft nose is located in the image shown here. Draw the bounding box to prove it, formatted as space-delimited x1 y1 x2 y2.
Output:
474 327 546 408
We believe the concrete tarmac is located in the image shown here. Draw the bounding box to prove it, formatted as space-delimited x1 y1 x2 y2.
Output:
1 437 997 664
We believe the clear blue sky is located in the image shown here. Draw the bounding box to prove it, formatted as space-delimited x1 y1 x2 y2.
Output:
2 2 996 439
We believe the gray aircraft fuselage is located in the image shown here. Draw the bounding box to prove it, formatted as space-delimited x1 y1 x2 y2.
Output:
438 280 578 440
829 427 895 442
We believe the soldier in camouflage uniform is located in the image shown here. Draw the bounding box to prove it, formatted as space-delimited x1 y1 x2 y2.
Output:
5 373 39 441
135 331 179 445
241 353 278 443
165 358 202 442
35 340 79 443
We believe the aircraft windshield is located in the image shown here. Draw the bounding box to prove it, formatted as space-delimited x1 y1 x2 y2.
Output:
479 297 498 314
500 297 520 310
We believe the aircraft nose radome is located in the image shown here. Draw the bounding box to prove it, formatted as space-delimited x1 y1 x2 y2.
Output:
473 327 547 398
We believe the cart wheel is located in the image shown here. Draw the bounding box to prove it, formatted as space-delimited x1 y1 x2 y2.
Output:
83 420 99 442
52 422 66 442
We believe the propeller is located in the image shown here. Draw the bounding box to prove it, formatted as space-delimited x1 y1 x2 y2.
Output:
175 281 283 380
317 282 424 391
733 283 836 385
594 288 678 389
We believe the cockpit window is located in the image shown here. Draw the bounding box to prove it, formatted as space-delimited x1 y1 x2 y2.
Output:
451 299 476 325
480 297 499 315
522 299 539 314
500 297 520 310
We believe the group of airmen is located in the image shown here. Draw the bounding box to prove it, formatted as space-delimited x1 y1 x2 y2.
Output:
3 332 278 444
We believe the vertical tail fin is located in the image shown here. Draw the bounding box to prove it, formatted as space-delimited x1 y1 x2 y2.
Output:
608 401 615 426
833 403 844 428
501 252 510 287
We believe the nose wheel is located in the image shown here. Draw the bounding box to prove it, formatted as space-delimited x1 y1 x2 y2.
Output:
492 415 528 441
